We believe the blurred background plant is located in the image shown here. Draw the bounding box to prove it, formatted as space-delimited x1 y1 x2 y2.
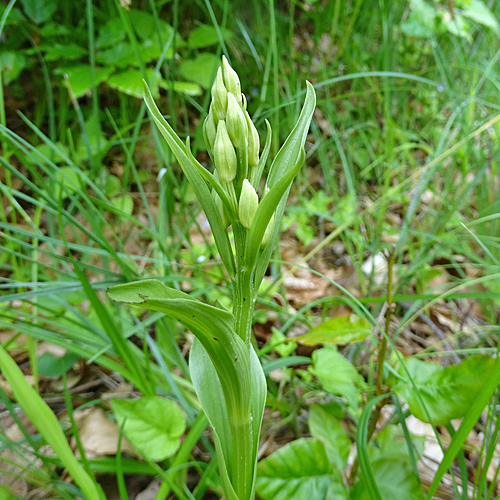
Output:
1 0 500 499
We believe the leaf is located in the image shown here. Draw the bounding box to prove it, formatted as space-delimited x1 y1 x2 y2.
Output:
108 69 164 98
96 18 127 48
179 53 220 88
0 52 27 85
111 396 185 461
38 352 79 377
352 458 424 500
190 338 266 500
0 346 104 500
128 9 183 47
187 25 233 48
142 82 236 276
254 81 316 287
309 346 366 408
308 404 351 475
256 438 348 500
391 355 496 425
462 0 500 34
20 0 57 24
38 43 87 61
111 195 134 217
55 65 114 99
294 315 371 346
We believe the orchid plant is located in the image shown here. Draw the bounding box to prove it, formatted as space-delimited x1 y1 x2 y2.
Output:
108 56 315 500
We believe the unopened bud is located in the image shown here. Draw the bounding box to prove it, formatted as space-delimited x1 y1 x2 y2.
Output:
261 213 275 247
211 67 228 121
222 55 242 105
203 105 217 152
226 92 247 151
245 110 260 166
214 120 237 183
213 189 230 228
239 179 259 229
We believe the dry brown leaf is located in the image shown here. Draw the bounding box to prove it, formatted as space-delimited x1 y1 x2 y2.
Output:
73 407 138 458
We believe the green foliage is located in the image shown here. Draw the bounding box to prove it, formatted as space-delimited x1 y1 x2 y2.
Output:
257 439 348 500
111 396 186 461
391 355 497 425
295 315 371 346
309 346 367 408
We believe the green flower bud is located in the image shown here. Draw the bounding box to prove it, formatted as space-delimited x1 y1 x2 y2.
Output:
239 179 259 229
214 120 237 183
211 67 228 121
226 92 248 151
203 105 217 152
261 213 275 247
222 55 242 105
245 110 260 166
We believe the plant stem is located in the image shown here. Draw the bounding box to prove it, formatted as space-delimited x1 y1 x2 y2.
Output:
349 248 395 486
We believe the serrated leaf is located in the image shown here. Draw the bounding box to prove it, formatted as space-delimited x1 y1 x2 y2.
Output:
111 396 186 461
391 355 496 425
309 404 351 475
295 315 371 346
309 346 366 408
256 438 347 500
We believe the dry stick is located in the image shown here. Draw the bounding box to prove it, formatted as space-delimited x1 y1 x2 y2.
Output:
349 248 395 485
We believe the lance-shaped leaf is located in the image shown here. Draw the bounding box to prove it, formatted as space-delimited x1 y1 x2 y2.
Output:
143 82 236 276
244 148 304 270
107 280 251 414
254 82 316 287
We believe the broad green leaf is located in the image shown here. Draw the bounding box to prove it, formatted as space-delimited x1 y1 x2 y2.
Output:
245 148 305 270
370 425 424 464
190 337 266 500
97 41 164 68
391 355 496 425
352 458 424 500
46 166 82 200
111 396 186 461
109 69 164 99
309 404 351 475
20 0 57 24
128 9 183 47
38 352 79 377
56 65 114 99
309 346 366 408
143 82 236 276
462 0 499 34
111 195 134 217
162 81 202 96
294 315 371 346
256 438 347 500
179 53 220 88
97 18 127 48
254 82 316 287
0 346 104 500
107 280 249 411
0 52 27 85
38 43 88 61
187 25 233 48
